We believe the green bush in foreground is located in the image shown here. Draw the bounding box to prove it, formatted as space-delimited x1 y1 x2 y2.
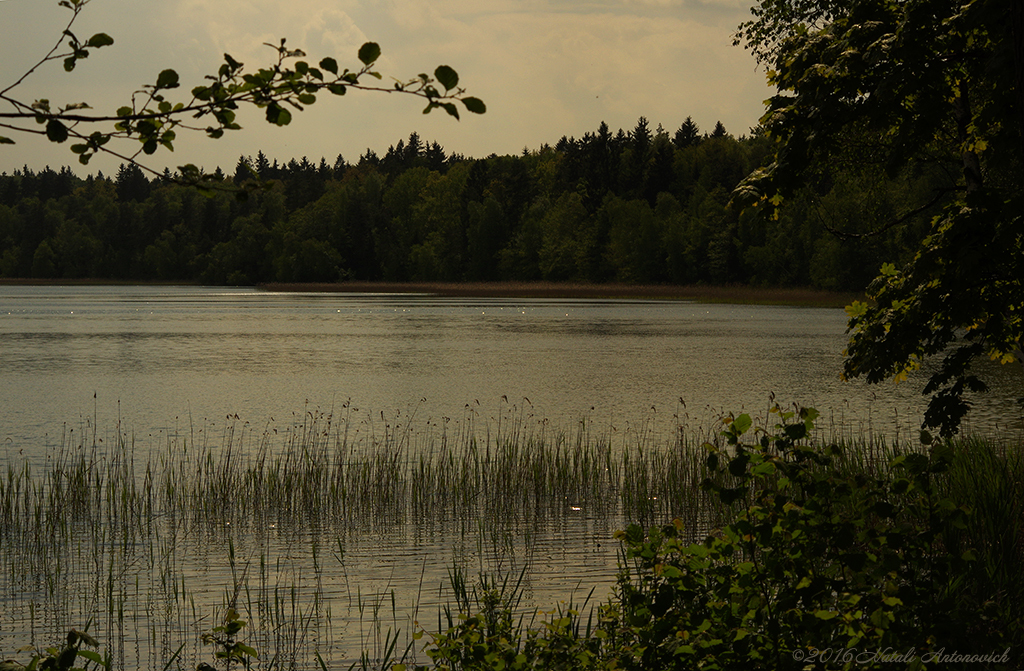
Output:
417 407 1022 670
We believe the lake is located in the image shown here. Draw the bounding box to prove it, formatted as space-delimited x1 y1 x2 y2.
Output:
1 285 1020 668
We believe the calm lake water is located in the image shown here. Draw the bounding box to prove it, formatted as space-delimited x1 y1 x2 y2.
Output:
1 285 1020 668
0 284 973 451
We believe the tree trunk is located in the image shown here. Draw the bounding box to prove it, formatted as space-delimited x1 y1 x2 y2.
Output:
1013 0 1024 161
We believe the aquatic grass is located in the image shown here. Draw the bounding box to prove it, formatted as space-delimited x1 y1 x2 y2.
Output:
2 404 1020 669
0 403 718 668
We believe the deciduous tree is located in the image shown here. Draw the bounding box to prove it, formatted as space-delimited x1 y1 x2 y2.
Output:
734 0 1024 435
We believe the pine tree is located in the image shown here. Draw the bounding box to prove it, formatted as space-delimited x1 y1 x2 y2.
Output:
255 151 271 178
115 162 150 201
674 117 701 148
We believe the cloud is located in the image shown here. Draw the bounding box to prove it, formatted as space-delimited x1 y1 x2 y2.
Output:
300 9 370 57
0 0 770 174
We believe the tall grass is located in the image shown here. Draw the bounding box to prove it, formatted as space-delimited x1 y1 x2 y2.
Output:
0 404 713 668
0 405 1020 669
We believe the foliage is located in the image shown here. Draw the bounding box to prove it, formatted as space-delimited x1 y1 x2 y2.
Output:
197 609 259 671
733 0 1024 434
412 567 602 671
0 0 484 186
0 117 928 292
412 407 1023 670
1 408 1021 669
0 614 259 671
0 627 108 671
604 409 1020 669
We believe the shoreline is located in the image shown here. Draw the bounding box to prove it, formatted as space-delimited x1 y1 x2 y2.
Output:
0 278 861 307
260 281 862 307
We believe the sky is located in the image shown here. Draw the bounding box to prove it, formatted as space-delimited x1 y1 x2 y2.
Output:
0 0 772 177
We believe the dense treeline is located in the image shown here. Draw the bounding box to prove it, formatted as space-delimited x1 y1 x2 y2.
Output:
0 117 936 289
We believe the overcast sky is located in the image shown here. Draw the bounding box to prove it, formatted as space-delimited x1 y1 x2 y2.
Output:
1 0 771 176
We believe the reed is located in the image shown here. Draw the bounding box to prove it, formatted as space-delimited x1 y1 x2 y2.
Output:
1 405 1019 669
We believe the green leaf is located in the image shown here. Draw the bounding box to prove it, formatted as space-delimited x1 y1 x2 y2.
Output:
46 119 69 143
435 65 459 91
929 441 954 467
706 452 719 471
0 136 14 145
319 57 338 74
461 96 486 114
156 69 180 89
357 42 381 66
77 650 103 664
236 644 258 658
732 413 752 436
266 103 292 126
85 33 114 48
57 648 76 668
224 53 243 71
845 300 868 318
440 102 459 119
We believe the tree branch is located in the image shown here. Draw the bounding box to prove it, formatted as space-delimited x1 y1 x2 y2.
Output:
819 187 955 241
0 1 484 185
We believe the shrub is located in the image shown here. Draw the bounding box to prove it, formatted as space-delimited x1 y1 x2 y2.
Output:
417 406 1022 670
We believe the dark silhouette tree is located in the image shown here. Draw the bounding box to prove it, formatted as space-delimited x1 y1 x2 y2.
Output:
674 117 701 149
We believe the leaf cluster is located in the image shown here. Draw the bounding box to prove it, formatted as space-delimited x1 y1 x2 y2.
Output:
0 1 484 186
732 0 1024 435
412 407 1022 670
197 608 258 671
0 626 108 671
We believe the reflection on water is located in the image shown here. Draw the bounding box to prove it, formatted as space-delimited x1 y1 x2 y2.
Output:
8 283 1014 451
0 285 1021 668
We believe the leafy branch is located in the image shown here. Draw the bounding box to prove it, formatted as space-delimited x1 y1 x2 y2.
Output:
0 0 485 186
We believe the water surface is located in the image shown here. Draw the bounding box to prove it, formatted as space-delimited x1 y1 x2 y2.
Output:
1 285 1020 669
0 284 963 452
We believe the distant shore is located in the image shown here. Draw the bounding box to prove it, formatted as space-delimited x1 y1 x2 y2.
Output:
0 278 861 307
260 281 862 308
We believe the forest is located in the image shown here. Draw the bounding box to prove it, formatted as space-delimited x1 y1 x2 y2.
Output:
0 116 940 290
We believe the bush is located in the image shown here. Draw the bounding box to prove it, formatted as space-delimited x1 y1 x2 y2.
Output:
417 407 1022 670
